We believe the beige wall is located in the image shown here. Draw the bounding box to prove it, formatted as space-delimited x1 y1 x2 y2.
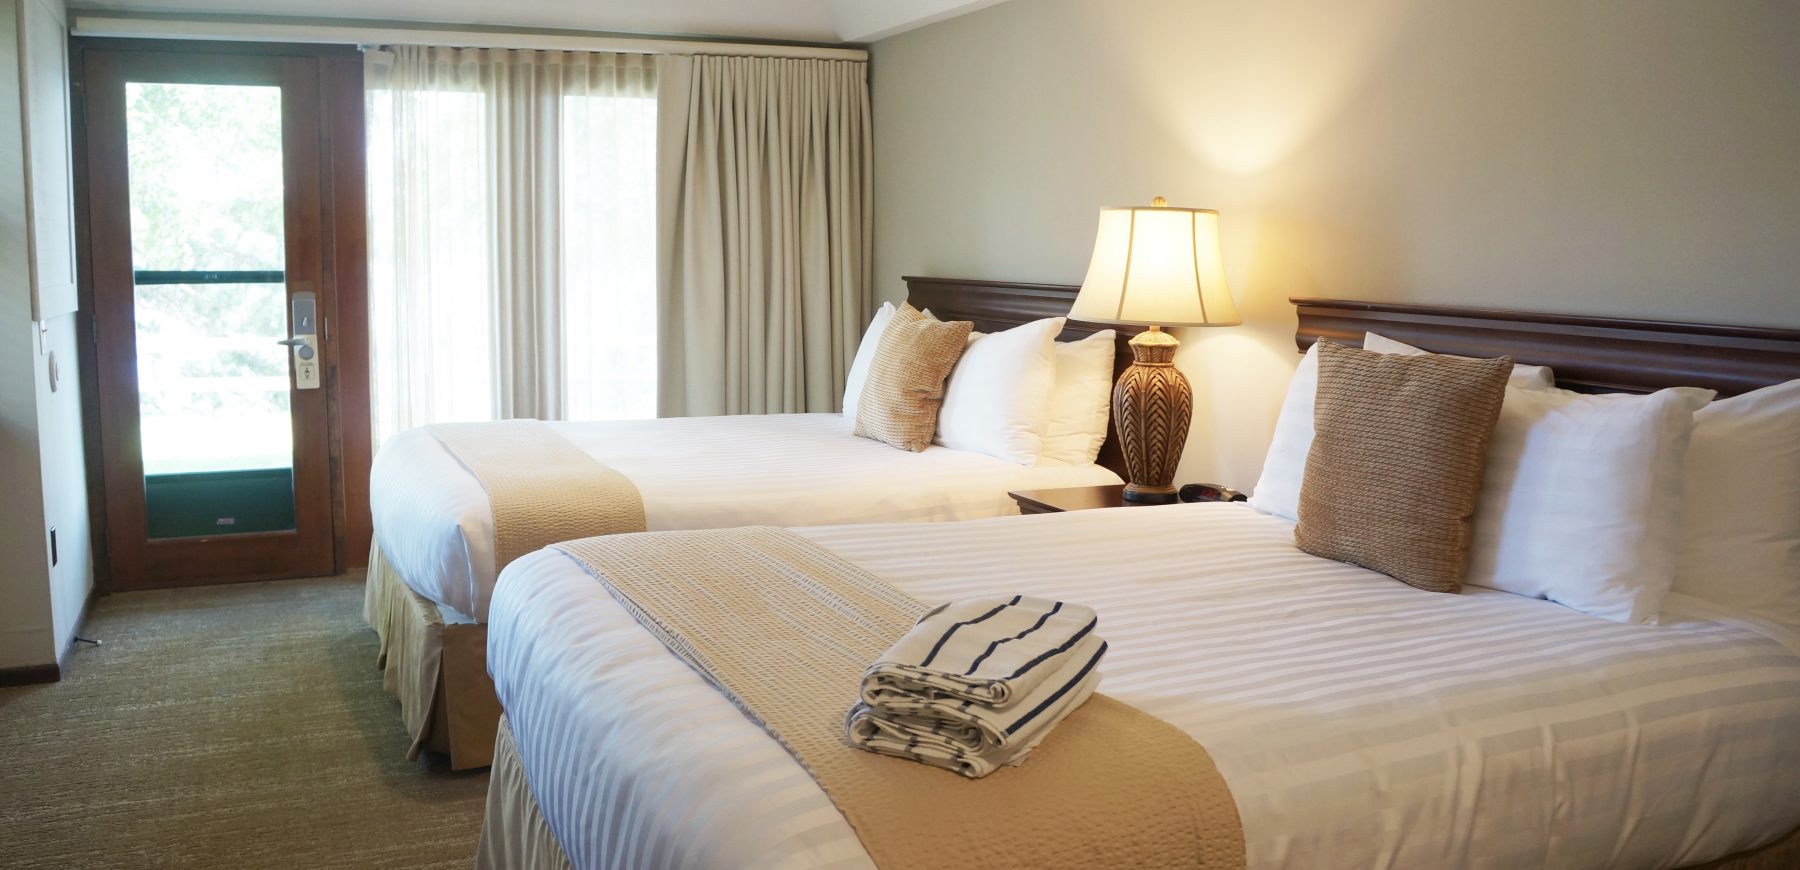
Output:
0 0 56 669
0 0 90 672
37 311 93 659
871 0 1800 488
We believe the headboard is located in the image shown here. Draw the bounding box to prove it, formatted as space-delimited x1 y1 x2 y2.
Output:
903 276 1139 476
1294 297 1800 397
889 285 1800 476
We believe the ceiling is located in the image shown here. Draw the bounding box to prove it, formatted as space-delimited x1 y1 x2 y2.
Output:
69 0 1012 43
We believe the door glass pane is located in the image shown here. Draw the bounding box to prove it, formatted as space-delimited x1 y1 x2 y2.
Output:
126 82 294 538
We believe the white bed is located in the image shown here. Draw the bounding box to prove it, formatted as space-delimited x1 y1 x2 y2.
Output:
487 503 1800 870
371 412 1120 619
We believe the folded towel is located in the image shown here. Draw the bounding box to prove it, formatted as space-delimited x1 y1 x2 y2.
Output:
846 637 1105 777
846 595 1108 777
860 595 1101 711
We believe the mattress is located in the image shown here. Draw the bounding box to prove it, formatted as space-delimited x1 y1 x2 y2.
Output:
487 503 1800 870
369 413 1120 620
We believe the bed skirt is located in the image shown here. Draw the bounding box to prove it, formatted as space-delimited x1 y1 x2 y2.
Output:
477 717 574 870
1695 821 1800 870
363 540 501 770
477 707 1800 870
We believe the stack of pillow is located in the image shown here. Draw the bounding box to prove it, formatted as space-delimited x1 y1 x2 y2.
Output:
841 301 1117 466
1249 332 1800 631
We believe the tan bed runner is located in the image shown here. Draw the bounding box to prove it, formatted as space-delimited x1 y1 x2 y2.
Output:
556 527 1245 870
430 420 647 569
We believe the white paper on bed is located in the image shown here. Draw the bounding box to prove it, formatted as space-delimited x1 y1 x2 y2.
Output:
488 504 1800 870
369 413 1122 619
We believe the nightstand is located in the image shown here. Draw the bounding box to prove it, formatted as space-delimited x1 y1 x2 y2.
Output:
1008 484 1132 515
1009 483 1247 515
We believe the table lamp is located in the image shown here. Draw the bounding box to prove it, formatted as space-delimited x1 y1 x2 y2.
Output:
1071 197 1240 504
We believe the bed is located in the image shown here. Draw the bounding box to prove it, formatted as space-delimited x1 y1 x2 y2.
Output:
364 277 1131 768
478 294 1800 868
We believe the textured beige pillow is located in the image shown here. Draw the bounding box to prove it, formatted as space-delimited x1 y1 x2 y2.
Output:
1295 340 1512 593
853 304 973 452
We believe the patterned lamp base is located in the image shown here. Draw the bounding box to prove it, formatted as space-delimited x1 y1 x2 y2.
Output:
1112 326 1191 504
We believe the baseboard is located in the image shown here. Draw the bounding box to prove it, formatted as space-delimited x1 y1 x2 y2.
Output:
0 663 60 687
53 584 101 679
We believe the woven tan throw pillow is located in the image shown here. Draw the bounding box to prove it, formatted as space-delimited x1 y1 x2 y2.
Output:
854 303 973 452
1295 339 1512 593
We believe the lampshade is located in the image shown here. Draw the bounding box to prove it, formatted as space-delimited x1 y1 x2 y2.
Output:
1071 200 1240 327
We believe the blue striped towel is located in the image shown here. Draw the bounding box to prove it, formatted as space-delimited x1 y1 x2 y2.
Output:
845 595 1107 777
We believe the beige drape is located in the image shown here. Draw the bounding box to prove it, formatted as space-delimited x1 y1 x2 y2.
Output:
655 55 873 417
366 47 657 442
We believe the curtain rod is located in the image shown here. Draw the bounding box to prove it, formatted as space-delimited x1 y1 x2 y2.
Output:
69 14 870 61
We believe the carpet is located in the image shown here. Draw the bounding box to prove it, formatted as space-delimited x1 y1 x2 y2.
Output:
0 574 488 869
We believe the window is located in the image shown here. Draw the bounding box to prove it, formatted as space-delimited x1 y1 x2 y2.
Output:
126 82 292 475
364 48 657 442
559 91 658 422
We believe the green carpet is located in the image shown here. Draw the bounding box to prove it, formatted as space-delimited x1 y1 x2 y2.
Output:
0 574 488 868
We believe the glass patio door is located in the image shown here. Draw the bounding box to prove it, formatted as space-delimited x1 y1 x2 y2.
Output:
84 48 335 589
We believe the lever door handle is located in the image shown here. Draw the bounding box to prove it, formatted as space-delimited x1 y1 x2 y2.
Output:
278 336 316 361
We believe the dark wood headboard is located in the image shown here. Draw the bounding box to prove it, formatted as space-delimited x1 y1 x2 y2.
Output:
892 284 1799 474
1294 297 1800 397
903 276 1138 476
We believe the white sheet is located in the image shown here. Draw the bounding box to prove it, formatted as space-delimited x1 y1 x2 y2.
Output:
487 503 1800 870
370 413 1120 620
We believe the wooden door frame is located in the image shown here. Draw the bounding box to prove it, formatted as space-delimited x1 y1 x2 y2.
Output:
70 38 371 591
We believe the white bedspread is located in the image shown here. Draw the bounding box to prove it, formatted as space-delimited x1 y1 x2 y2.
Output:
369 413 1119 620
488 503 1800 870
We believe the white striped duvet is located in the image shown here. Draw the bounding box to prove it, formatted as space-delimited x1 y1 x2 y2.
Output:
369 413 1120 620
487 503 1800 870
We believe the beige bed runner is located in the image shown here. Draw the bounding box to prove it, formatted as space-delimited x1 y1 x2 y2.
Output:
429 420 647 569
556 527 1245 869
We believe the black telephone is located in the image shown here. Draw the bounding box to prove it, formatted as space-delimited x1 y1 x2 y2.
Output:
1178 483 1248 504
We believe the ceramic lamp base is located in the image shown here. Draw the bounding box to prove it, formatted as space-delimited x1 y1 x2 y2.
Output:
1112 326 1192 502
1122 483 1180 504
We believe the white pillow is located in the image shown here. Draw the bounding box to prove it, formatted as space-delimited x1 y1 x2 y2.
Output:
1670 379 1800 627
1248 343 1321 521
841 302 896 419
1363 332 1556 389
1039 330 1117 465
1463 386 1715 623
1249 336 1557 521
935 317 1065 465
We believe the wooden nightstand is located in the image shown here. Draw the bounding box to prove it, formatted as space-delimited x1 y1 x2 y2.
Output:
1008 484 1132 515
1009 483 1248 515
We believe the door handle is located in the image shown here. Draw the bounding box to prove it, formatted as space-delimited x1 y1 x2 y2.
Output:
286 291 321 388
276 337 316 361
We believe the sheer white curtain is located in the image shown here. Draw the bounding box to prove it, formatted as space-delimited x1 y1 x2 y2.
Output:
366 46 657 443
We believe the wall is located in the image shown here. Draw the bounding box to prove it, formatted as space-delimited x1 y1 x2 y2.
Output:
0 0 56 670
36 312 93 659
0 0 91 673
871 0 1800 488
